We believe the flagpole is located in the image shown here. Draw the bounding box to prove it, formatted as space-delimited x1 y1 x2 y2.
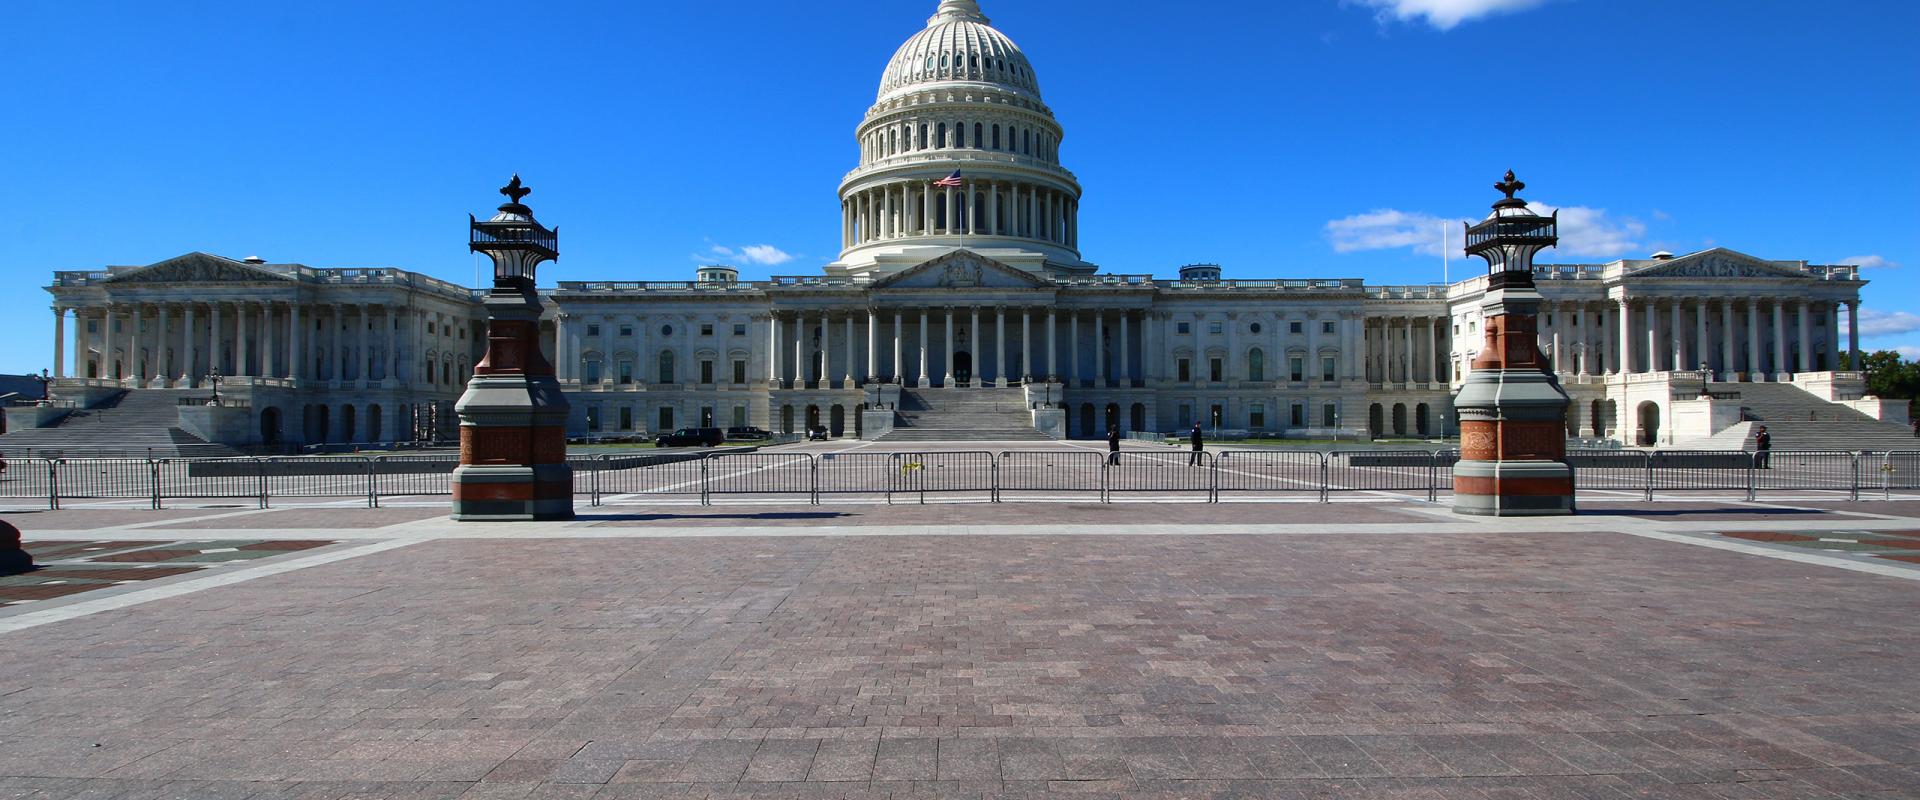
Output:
1441 221 1449 287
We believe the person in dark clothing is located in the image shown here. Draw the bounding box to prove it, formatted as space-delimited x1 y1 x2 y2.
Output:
1188 423 1205 466
1754 425 1772 469
1910 419 1919 438
1106 427 1122 465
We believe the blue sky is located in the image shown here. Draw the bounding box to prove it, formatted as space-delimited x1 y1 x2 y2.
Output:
4 0 1915 374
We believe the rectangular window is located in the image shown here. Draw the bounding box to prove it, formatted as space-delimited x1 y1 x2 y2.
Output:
583 362 602 384
700 360 715 384
1289 357 1304 383
1289 321 1303 334
1249 403 1265 430
586 324 600 337
1323 321 1336 334
1209 358 1223 382
1177 404 1193 429
1323 403 1338 428
1209 322 1223 334
1322 357 1337 382
733 406 747 427
658 407 673 432
86 320 98 333
586 406 601 432
1177 359 1191 383
732 360 747 384
619 407 633 430
1177 322 1191 335
733 323 747 337
700 323 714 336
426 322 435 334
619 324 633 337
1290 404 1305 428
618 361 633 385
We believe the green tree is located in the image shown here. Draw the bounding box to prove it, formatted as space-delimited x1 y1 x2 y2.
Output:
1861 350 1920 409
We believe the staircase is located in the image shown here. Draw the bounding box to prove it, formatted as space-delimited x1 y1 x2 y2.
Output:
879 387 1052 442
1673 382 1919 452
0 390 244 459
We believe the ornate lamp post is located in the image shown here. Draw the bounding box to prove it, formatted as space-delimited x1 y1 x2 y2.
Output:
32 369 51 406
451 175 574 521
205 367 223 406
1452 171 1575 516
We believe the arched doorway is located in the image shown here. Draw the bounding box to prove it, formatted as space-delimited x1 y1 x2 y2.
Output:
1637 401 1661 446
260 407 282 446
780 405 795 435
367 405 383 444
1589 400 1604 438
1130 403 1146 433
341 404 357 444
1368 403 1384 439
315 404 331 443
805 405 821 432
829 405 845 437
1392 403 1408 437
1415 403 1431 436
1078 403 1095 439
853 405 864 438
955 351 973 385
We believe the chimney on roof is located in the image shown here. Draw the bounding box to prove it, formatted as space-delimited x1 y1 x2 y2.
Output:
1650 251 1674 261
243 255 267 264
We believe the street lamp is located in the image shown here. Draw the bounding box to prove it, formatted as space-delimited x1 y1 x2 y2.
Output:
205 367 223 406
32 369 51 406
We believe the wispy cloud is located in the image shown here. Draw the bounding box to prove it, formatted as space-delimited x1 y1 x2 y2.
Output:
1856 309 1920 338
1840 254 1900 270
1345 0 1553 30
693 242 796 267
1324 202 1644 259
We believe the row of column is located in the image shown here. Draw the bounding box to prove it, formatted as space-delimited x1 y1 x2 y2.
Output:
51 302 472 390
842 179 1078 249
1516 298 1859 378
1363 317 1450 386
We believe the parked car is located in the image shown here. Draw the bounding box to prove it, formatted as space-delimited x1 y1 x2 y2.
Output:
654 428 726 448
807 426 831 441
725 426 773 441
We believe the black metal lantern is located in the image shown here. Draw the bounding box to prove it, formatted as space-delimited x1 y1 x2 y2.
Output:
1463 171 1558 287
469 174 559 290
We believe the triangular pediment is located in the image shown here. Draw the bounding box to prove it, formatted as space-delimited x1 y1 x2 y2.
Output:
1625 248 1811 280
871 250 1052 289
102 252 295 284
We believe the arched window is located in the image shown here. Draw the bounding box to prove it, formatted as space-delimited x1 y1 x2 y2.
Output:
973 123 983 148
918 123 928 149
937 123 947 149
1023 129 1031 155
992 124 1000 150
658 351 675 385
1248 348 1266 383
957 123 966 148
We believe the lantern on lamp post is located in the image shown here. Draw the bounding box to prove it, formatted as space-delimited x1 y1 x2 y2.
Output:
450 175 574 521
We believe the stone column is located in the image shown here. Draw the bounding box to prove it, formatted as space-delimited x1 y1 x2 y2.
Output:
1797 302 1811 374
995 307 1008 386
286 304 301 383
1094 311 1106 386
766 313 781 386
128 304 143 383
51 307 65 378
1743 301 1758 379
1402 317 1414 385
228 303 245 378
1068 310 1079 385
1668 300 1683 373
209 301 224 378
1021 309 1032 382
867 309 879 383
844 314 856 386
150 305 170 386
987 182 1000 236
1715 300 1732 378
1828 302 1842 372
918 309 929 387
384 306 399 385
1645 301 1659 374
1848 300 1861 371
893 310 904 383
1770 301 1785 379
1046 309 1057 381
943 308 956 386
792 314 804 387
327 304 343 386
1691 301 1707 373
1430 317 1443 383
1119 312 1131 387
969 306 981 385
1617 299 1633 375
353 304 369 386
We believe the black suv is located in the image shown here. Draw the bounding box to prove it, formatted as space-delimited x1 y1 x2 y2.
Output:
726 426 774 441
654 427 725 448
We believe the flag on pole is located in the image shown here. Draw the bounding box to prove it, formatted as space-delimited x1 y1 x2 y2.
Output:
934 170 963 187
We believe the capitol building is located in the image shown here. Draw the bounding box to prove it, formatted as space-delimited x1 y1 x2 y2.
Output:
20 0 1886 453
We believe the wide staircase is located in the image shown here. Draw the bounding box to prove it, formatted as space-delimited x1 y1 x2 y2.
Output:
1673 382 1918 452
0 390 244 459
880 387 1052 442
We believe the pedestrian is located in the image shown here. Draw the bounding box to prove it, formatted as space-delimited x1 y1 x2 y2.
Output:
1910 418 1918 438
1754 425 1772 470
1106 426 1121 466
1188 422 1205 466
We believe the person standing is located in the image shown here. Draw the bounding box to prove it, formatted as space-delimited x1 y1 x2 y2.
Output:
1106 426 1122 466
1754 425 1772 470
1188 422 1205 467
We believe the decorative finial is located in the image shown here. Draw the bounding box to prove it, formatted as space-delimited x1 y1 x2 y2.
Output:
1495 170 1525 200
500 174 531 205
930 0 989 25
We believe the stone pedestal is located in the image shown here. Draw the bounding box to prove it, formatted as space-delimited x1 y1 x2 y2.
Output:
451 287 574 521
1453 280 1575 516
0 520 32 575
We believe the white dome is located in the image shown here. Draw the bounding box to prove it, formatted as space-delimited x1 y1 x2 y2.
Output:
877 0 1041 100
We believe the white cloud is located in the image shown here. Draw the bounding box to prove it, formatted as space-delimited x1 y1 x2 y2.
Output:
1856 309 1920 338
1841 254 1900 270
1324 202 1644 259
1346 0 1551 30
1897 346 1920 361
694 243 796 267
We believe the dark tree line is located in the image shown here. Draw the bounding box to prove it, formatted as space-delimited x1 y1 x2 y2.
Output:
1861 350 1920 409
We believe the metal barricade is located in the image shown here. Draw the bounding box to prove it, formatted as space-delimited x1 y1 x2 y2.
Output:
1566 449 1652 495
0 457 57 509
596 453 707 504
54 458 158 508
1213 450 1327 502
1326 450 1440 500
890 451 996 504
374 455 460 503
156 457 267 509
1752 450 1861 501
1882 451 1920 500
702 452 817 504
261 456 377 506
1431 450 1460 501
996 450 1105 503
568 456 604 507
1647 450 1754 500
816 451 912 504
1105 449 1215 502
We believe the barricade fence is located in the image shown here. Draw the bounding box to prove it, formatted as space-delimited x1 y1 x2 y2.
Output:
0 449 1908 509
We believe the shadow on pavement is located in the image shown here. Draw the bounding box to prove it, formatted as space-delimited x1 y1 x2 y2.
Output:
586 512 856 522
1579 507 1825 517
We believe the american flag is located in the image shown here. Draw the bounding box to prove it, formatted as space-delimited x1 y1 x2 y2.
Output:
933 170 964 187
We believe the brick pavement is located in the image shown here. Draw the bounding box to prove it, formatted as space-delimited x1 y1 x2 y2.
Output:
0 525 1916 798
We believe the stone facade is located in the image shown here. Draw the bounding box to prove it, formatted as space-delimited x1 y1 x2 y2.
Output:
34 0 1872 449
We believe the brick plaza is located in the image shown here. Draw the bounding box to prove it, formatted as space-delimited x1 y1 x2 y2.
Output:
2 454 1919 799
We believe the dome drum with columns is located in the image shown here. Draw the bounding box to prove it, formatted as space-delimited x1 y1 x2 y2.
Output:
25 0 1884 453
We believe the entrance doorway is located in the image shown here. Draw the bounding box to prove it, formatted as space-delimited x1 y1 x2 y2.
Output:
1637 401 1661 446
954 351 973 385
